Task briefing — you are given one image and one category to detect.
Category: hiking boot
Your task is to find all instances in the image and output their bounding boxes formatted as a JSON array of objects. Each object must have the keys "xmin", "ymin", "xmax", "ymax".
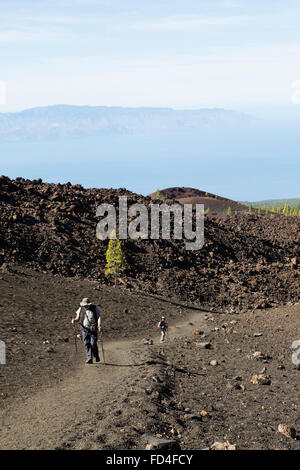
[
  {"xmin": 85, "ymin": 359, "xmax": 93, "ymax": 364},
  {"xmin": 95, "ymin": 355, "xmax": 100, "ymax": 363}
]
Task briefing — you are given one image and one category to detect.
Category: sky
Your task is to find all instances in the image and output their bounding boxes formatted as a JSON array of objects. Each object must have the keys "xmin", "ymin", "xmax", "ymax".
[{"xmin": 0, "ymin": 0, "xmax": 300, "ymax": 120}]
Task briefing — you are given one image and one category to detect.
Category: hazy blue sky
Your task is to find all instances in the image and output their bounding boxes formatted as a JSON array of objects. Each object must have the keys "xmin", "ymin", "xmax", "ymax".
[{"xmin": 1, "ymin": 0, "xmax": 300, "ymax": 119}]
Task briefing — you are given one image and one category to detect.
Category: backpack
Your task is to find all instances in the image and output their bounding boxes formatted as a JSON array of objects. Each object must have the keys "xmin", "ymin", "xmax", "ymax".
[
  {"xmin": 79, "ymin": 305, "xmax": 98, "ymax": 332},
  {"xmin": 157, "ymin": 321, "xmax": 167, "ymax": 330}
]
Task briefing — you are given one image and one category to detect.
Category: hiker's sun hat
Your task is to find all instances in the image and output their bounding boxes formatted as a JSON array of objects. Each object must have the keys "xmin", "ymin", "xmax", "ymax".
[{"xmin": 80, "ymin": 298, "xmax": 92, "ymax": 307}]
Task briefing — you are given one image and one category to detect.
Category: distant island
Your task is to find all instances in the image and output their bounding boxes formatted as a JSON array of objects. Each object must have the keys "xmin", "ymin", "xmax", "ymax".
[{"xmin": 0, "ymin": 104, "xmax": 258, "ymax": 141}]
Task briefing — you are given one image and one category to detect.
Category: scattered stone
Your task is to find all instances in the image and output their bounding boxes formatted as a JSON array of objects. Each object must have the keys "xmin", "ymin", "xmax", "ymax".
[
  {"xmin": 195, "ymin": 342, "xmax": 212, "ymax": 349},
  {"xmin": 151, "ymin": 391, "xmax": 160, "ymax": 400},
  {"xmin": 253, "ymin": 351, "xmax": 265, "ymax": 359},
  {"xmin": 144, "ymin": 434, "xmax": 180, "ymax": 451},
  {"xmin": 251, "ymin": 374, "xmax": 271, "ymax": 385},
  {"xmin": 192, "ymin": 329, "xmax": 204, "ymax": 336},
  {"xmin": 189, "ymin": 414, "xmax": 202, "ymax": 421},
  {"xmin": 0, "ymin": 263, "xmax": 9, "ymax": 273},
  {"xmin": 57, "ymin": 336, "xmax": 69, "ymax": 343},
  {"xmin": 210, "ymin": 360, "xmax": 218, "ymax": 366},
  {"xmin": 142, "ymin": 338, "xmax": 153, "ymax": 345},
  {"xmin": 233, "ymin": 376, "xmax": 242, "ymax": 381},
  {"xmin": 152, "ymin": 376, "xmax": 161, "ymax": 383},
  {"xmin": 235, "ymin": 383, "xmax": 245, "ymax": 391},
  {"xmin": 277, "ymin": 424, "xmax": 296, "ymax": 439},
  {"xmin": 255, "ymin": 301, "xmax": 270, "ymax": 309},
  {"xmin": 290, "ymin": 257, "xmax": 297, "ymax": 267},
  {"xmin": 211, "ymin": 441, "xmax": 236, "ymax": 450}
]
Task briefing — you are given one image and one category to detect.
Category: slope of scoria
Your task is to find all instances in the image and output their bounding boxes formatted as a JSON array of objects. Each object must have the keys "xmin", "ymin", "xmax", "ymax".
[{"xmin": 0, "ymin": 176, "xmax": 299, "ymax": 311}]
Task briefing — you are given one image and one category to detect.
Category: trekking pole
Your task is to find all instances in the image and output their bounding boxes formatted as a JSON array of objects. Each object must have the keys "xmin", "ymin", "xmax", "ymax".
[
  {"xmin": 99, "ymin": 330, "xmax": 105, "ymax": 364},
  {"xmin": 72, "ymin": 320, "xmax": 78, "ymax": 354}
]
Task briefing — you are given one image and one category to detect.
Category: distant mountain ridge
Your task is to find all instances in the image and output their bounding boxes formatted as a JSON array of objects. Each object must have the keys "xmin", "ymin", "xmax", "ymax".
[
  {"xmin": 0, "ymin": 104, "xmax": 258, "ymax": 141},
  {"xmin": 241, "ymin": 197, "xmax": 300, "ymax": 209}
]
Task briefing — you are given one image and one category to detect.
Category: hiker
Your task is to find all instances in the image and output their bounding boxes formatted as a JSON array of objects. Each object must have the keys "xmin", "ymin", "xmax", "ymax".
[
  {"xmin": 158, "ymin": 316, "xmax": 168, "ymax": 343},
  {"xmin": 72, "ymin": 298, "xmax": 102, "ymax": 364}
]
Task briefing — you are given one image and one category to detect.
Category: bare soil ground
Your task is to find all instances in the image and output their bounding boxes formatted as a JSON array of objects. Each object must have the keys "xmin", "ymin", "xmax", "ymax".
[
  {"xmin": 0, "ymin": 267, "xmax": 299, "ymax": 450},
  {"xmin": 0, "ymin": 178, "xmax": 299, "ymax": 450}
]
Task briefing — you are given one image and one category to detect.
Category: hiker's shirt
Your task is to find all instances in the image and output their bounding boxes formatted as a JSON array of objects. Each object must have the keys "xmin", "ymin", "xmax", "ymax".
[
  {"xmin": 160, "ymin": 320, "xmax": 167, "ymax": 331},
  {"xmin": 76, "ymin": 306, "xmax": 101, "ymax": 333}
]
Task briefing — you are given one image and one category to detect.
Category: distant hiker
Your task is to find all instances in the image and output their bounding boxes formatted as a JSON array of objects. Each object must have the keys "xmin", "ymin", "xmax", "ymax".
[
  {"xmin": 157, "ymin": 316, "xmax": 168, "ymax": 343},
  {"xmin": 72, "ymin": 298, "xmax": 102, "ymax": 364}
]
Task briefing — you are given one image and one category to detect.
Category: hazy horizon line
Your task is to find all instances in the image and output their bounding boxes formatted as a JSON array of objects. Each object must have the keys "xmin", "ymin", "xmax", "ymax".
[{"xmin": 0, "ymin": 103, "xmax": 254, "ymax": 114}]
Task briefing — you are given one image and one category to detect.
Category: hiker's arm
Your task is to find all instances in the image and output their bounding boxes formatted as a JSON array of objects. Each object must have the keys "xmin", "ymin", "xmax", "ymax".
[
  {"xmin": 96, "ymin": 306, "xmax": 102, "ymax": 332},
  {"xmin": 72, "ymin": 310, "xmax": 80, "ymax": 324}
]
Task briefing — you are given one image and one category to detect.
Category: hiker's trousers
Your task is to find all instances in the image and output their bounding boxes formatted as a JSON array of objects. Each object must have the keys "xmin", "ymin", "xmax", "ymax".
[
  {"xmin": 82, "ymin": 329, "xmax": 99, "ymax": 361},
  {"xmin": 160, "ymin": 329, "xmax": 167, "ymax": 342}
]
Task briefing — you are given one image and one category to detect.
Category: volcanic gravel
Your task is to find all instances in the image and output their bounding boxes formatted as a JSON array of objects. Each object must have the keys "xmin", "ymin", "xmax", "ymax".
[{"xmin": 0, "ymin": 176, "xmax": 299, "ymax": 310}]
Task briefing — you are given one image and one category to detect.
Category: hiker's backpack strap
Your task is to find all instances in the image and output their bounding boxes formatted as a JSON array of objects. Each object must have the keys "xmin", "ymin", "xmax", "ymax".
[
  {"xmin": 79, "ymin": 307, "xmax": 86, "ymax": 327},
  {"xmin": 89, "ymin": 304, "xmax": 99, "ymax": 323}
]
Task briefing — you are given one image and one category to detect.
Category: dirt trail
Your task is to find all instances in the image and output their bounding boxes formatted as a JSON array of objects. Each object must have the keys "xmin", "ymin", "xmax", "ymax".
[{"xmin": 0, "ymin": 312, "xmax": 206, "ymax": 450}]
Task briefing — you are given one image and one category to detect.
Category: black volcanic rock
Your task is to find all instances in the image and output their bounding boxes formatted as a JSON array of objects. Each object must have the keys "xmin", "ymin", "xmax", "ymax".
[{"xmin": 0, "ymin": 176, "xmax": 299, "ymax": 310}]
